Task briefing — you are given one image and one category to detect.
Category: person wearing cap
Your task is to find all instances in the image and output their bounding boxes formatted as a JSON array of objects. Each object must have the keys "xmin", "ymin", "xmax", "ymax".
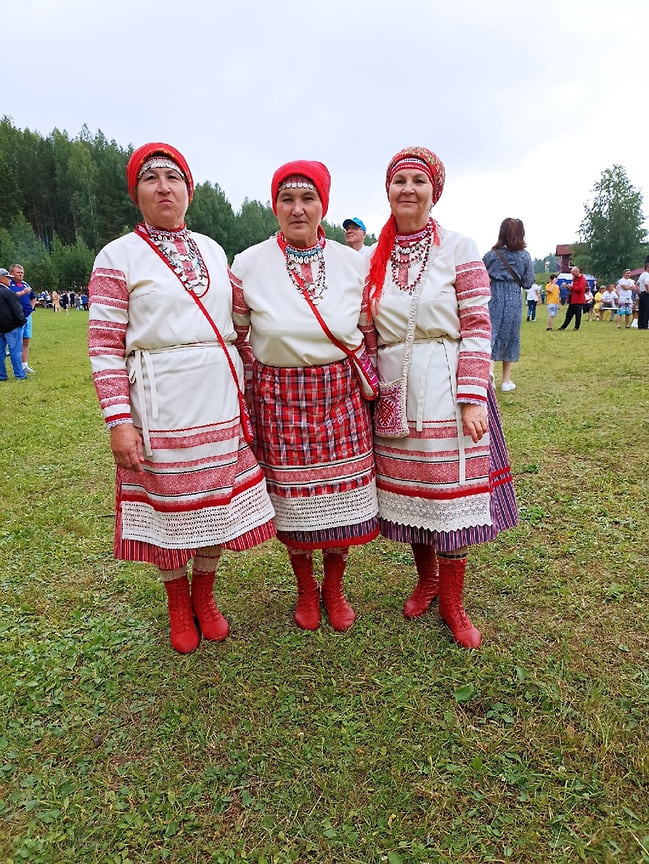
[
  {"xmin": 615, "ymin": 268, "xmax": 635, "ymax": 330},
  {"xmin": 87, "ymin": 142, "xmax": 275, "ymax": 654},
  {"xmin": 231, "ymin": 160, "xmax": 379, "ymax": 633},
  {"xmin": 8, "ymin": 264, "xmax": 36, "ymax": 374},
  {"xmin": 0, "ymin": 268, "xmax": 27, "ymax": 381},
  {"xmin": 365, "ymin": 147, "xmax": 518, "ymax": 649},
  {"xmin": 343, "ymin": 217, "xmax": 371, "ymax": 257}
]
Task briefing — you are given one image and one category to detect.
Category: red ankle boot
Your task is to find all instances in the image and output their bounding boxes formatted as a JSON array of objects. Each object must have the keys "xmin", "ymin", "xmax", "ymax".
[
  {"xmin": 437, "ymin": 555, "xmax": 482, "ymax": 649},
  {"xmin": 164, "ymin": 575, "xmax": 200, "ymax": 654},
  {"xmin": 191, "ymin": 570, "xmax": 229, "ymax": 642},
  {"xmin": 322, "ymin": 550, "xmax": 355, "ymax": 631},
  {"xmin": 403, "ymin": 543, "xmax": 439, "ymax": 618},
  {"xmin": 289, "ymin": 551, "xmax": 320, "ymax": 630}
]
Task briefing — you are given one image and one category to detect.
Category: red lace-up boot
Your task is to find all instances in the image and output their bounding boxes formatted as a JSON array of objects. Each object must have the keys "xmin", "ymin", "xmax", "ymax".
[
  {"xmin": 163, "ymin": 574, "xmax": 200, "ymax": 654},
  {"xmin": 191, "ymin": 570, "xmax": 229, "ymax": 642},
  {"xmin": 437, "ymin": 555, "xmax": 482, "ymax": 649},
  {"xmin": 322, "ymin": 550, "xmax": 356, "ymax": 631},
  {"xmin": 289, "ymin": 550, "xmax": 320, "ymax": 630},
  {"xmin": 403, "ymin": 543, "xmax": 439, "ymax": 618}
]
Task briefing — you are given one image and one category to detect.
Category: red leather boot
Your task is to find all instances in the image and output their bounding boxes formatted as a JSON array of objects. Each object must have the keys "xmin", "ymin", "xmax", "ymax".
[
  {"xmin": 403, "ymin": 543, "xmax": 439, "ymax": 618},
  {"xmin": 191, "ymin": 570, "xmax": 229, "ymax": 642},
  {"xmin": 322, "ymin": 549, "xmax": 356, "ymax": 631},
  {"xmin": 288, "ymin": 550, "xmax": 320, "ymax": 630},
  {"xmin": 163, "ymin": 574, "xmax": 200, "ymax": 654},
  {"xmin": 437, "ymin": 555, "xmax": 482, "ymax": 649}
]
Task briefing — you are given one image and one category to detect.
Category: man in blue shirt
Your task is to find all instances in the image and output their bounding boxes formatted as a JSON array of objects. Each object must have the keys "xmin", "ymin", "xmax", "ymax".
[
  {"xmin": 9, "ymin": 264, "xmax": 36, "ymax": 374},
  {"xmin": 0, "ymin": 268, "xmax": 27, "ymax": 380}
]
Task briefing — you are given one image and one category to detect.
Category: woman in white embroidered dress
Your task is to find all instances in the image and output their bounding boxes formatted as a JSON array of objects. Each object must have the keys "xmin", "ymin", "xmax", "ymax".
[
  {"xmin": 88, "ymin": 142, "xmax": 275, "ymax": 655},
  {"xmin": 366, "ymin": 147, "xmax": 518, "ymax": 648},
  {"xmin": 231, "ymin": 160, "xmax": 378, "ymax": 632}
]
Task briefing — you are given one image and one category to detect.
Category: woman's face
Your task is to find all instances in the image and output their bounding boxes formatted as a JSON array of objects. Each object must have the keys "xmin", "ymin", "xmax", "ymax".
[
  {"xmin": 136, "ymin": 166, "xmax": 189, "ymax": 230},
  {"xmin": 388, "ymin": 169, "xmax": 433, "ymax": 231},
  {"xmin": 275, "ymin": 185, "xmax": 323, "ymax": 248}
]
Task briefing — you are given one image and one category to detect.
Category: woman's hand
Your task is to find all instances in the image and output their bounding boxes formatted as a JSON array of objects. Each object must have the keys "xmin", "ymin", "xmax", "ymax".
[
  {"xmin": 110, "ymin": 423, "xmax": 145, "ymax": 473},
  {"xmin": 461, "ymin": 403, "xmax": 488, "ymax": 443}
]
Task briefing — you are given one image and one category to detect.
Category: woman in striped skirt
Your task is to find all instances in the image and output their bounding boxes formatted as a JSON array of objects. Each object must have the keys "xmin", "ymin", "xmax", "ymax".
[
  {"xmin": 88, "ymin": 143, "xmax": 275, "ymax": 654},
  {"xmin": 366, "ymin": 147, "xmax": 519, "ymax": 648},
  {"xmin": 231, "ymin": 160, "xmax": 379, "ymax": 632}
]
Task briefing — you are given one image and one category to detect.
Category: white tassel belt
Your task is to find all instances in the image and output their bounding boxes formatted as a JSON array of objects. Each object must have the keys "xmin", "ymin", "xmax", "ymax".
[{"xmin": 412, "ymin": 337, "xmax": 466, "ymax": 485}]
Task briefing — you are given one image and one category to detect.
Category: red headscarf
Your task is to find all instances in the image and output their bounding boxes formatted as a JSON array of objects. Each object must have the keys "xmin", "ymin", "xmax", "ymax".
[
  {"xmin": 126, "ymin": 142, "xmax": 194, "ymax": 205},
  {"xmin": 367, "ymin": 146, "xmax": 445, "ymax": 311},
  {"xmin": 271, "ymin": 160, "xmax": 331, "ymax": 217}
]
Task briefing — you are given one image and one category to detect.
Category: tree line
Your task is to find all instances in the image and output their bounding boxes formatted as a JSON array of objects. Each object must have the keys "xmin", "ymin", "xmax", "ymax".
[
  {"xmin": 0, "ymin": 117, "xmax": 363, "ymax": 291},
  {"xmin": 2, "ymin": 117, "xmax": 645, "ymax": 290}
]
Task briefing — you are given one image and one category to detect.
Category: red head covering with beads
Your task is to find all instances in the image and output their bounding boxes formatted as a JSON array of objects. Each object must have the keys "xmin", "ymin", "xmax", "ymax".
[
  {"xmin": 126, "ymin": 142, "xmax": 194, "ymax": 205},
  {"xmin": 271, "ymin": 160, "xmax": 331, "ymax": 217},
  {"xmin": 385, "ymin": 146, "xmax": 445, "ymax": 204},
  {"xmin": 367, "ymin": 147, "xmax": 445, "ymax": 311}
]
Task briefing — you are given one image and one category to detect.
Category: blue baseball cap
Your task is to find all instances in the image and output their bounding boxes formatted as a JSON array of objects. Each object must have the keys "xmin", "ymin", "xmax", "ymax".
[{"xmin": 343, "ymin": 217, "xmax": 366, "ymax": 232}]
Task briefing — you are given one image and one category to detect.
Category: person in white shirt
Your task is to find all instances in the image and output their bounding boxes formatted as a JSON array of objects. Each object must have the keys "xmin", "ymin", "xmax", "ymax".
[
  {"xmin": 637, "ymin": 261, "xmax": 649, "ymax": 329},
  {"xmin": 525, "ymin": 283, "xmax": 540, "ymax": 321},
  {"xmin": 600, "ymin": 285, "xmax": 618, "ymax": 322},
  {"xmin": 615, "ymin": 269, "xmax": 635, "ymax": 329}
]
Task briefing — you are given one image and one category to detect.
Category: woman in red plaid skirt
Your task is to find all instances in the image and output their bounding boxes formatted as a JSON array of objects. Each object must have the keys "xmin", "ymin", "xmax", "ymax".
[{"xmin": 231, "ymin": 160, "xmax": 379, "ymax": 632}]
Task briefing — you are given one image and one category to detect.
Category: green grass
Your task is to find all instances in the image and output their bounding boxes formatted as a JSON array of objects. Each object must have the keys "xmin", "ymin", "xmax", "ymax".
[{"xmin": 1, "ymin": 306, "xmax": 648, "ymax": 863}]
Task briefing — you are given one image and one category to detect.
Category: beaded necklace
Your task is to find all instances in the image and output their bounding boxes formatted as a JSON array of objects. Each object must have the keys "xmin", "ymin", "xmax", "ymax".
[
  {"xmin": 391, "ymin": 219, "xmax": 439, "ymax": 294},
  {"xmin": 138, "ymin": 222, "xmax": 210, "ymax": 298},
  {"xmin": 276, "ymin": 231, "xmax": 328, "ymax": 304}
]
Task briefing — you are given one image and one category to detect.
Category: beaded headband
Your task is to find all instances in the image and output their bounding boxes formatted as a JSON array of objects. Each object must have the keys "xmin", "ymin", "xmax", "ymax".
[
  {"xmin": 278, "ymin": 175, "xmax": 317, "ymax": 193},
  {"xmin": 387, "ymin": 156, "xmax": 432, "ymax": 185},
  {"xmin": 138, "ymin": 156, "xmax": 186, "ymax": 181}
]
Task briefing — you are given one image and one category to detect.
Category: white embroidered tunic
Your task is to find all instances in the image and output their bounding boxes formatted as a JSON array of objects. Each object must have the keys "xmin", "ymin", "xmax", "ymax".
[
  {"xmin": 231, "ymin": 235, "xmax": 370, "ymax": 368},
  {"xmin": 231, "ymin": 236, "xmax": 378, "ymax": 544},
  {"xmin": 88, "ymin": 229, "xmax": 275, "ymax": 561},
  {"xmin": 371, "ymin": 226, "xmax": 494, "ymax": 535}
]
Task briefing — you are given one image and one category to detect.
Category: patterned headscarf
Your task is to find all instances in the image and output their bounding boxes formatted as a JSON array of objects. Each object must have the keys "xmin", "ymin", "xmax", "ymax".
[
  {"xmin": 271, "ymin": 160, "xmax": 331, "ymax": 217},
  {"xmin": 367, "ymin": 147, "xmax": 445, "ymax": 311},
  {"xmin": 385, "ymin": 146, "xmax": 445, "ymax": 205},
  {"xmin": 126, "ymin": 142, "xmax": 194, "ymax": 205}
]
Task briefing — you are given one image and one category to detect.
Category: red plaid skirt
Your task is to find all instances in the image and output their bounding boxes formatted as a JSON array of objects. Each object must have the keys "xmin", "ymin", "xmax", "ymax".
[{"xmin": 252, "ymin": 359, "xmax": 379, "ymax": 548}]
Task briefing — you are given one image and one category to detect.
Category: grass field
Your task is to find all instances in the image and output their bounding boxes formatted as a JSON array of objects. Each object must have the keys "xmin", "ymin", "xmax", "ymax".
[{"xmin": 1, "ymin": 306, "xmax": 647, "ymax": 863}]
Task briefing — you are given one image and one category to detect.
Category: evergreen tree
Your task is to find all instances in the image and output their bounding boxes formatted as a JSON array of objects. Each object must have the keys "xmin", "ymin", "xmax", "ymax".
[
  {"xmin": 51, "ymin": 235, "xmax": 95, "ymax": 289},
  {"xmin": 231, "ymin": 199, "xmax": 279, "ymax": 258},
  {"xmin": 186, "ymin": 182, "xmax": 236, "ymax": 257}
]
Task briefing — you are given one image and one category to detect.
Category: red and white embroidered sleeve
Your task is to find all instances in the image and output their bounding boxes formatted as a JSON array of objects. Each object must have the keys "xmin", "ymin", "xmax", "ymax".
[
  {"xmin": 88, "ymin": 267, "xmax": 132, "ymax": 426},
  {"xmin": 455, "ymin": 244, "xmax": 491, "ymax": 405},
  {"xmin": 229, "ymin": 268, "xmax": 254, "ymax": 385}
]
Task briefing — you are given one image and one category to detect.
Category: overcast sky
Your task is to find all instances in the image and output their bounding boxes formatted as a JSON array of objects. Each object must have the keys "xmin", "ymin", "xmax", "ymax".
[{"xmin": 5, "ymin": 0, "xmax": 648, "ymax": 261}]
